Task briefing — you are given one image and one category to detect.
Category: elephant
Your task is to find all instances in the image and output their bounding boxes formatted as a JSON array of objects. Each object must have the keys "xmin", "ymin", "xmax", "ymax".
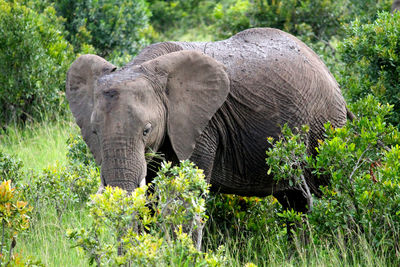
[{"xmin": 66, "ymin": 28, "xmax": 350, "ymax": 212}]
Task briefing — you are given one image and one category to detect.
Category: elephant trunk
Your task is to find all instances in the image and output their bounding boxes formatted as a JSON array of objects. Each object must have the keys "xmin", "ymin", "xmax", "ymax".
[{"xmin": 101, "ymin": 138, "xmax": 146, "ymax": 192}]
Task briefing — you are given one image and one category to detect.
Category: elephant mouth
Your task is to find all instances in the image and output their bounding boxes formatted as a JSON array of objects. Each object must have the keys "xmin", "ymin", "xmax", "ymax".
[{"xmin": 101, "ymin": 167, "xmax": 145, "ymax": 192}]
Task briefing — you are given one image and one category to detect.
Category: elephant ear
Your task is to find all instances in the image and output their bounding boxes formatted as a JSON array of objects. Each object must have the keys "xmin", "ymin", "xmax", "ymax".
[
  {"xmin": 66, "ymin": 54, "xmax": 116, "ymax": 165},
  {"xmin": 142, "ymin": 50, "xmax": 230, "ymax": 160}
]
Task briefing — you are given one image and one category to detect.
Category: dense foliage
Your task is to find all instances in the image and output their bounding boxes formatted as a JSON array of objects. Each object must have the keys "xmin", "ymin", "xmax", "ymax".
[
  {"xmin": 211, "ymin": 0, "xmax": 347, "ymax": 41},
  {"xmin": 310, "ymin": 97, "xmax": 400, "ymax": 248},
  {"xmin": 339, "ymin": 11, "xmax": 400, "ymax": 126},
  {"xmin": 0, "ymin": 151, "xmax": 23, "ymax": 184},
  {"xmin": 0, "ymin": 0, "xmax": 74, "ymax": 125},
  {"xmin": 266, "ymin": 95, "xmax": 400, "ymax": 261},
  {"xmin": 53, "ymin": 0, "xmax": 153, "ymax": 63},
  {"xmin": 67, "ymin": 161, "xmax": 226, "ymax": 266},
  {"xmin": 0, "ymin": 180, "xmax": 33, "ymax": 266}
]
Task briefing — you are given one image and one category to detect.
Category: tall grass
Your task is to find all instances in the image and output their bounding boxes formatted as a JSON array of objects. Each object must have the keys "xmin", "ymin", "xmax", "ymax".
[
  {"xmin": 0, "ymin": 115, "xmax": 78, "ymax": 172},
  {"xmin": 204, "ymin": 219, "xmax": 394, "ymax": 266},
  {"xmin": 17, "ymin": 206, "xmax": 89, "ymax": 266}
]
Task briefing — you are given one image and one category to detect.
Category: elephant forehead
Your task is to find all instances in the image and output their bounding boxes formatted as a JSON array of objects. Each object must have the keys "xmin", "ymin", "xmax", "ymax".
[
  {"xmin": 97, "ymin": 68, "xmax": 143, "ymax": 87},
  {"xmin": 95, "ymin": 77, "xmax": 153, "ymax": 97}
]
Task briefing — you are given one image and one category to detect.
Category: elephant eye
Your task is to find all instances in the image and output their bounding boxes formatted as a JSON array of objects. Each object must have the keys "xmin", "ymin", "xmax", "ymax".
[{"xmin": 143, "ymin": 123, "xmax": 152, "ymax": 136}]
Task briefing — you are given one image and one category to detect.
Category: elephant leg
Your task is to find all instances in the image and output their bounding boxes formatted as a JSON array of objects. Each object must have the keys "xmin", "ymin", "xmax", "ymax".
[
  {"xmin": 274, "ymin": 189, "xmax": 309, "ymax": 242},
  {"xmin": 188, "ymin": 126, "xmax": 219, "ymax": 250},
  {"xmin": 274, "ymin": 189, "xmax": 309, "ymax": 213}
]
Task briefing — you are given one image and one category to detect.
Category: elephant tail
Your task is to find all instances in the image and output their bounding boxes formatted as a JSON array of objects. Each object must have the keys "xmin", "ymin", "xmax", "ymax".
[{"xmin": 346, "ymin": 106, "xmax": 356, "ymax": 122}]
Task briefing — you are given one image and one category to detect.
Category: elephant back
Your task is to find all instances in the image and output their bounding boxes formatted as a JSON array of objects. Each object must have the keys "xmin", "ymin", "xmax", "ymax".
[
  {"xmin": 203, "ymin": 27, "xmax": 347, "ymax": 133},
  {"xmin": 124, "ymin": 42, "xmax": 183, "ymax": 68}
]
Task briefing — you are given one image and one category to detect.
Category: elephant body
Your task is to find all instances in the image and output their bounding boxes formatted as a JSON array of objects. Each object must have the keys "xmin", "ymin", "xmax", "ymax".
[{"xmin": 67, "ymin": 28, "xmax": 348, "ymax": 211}]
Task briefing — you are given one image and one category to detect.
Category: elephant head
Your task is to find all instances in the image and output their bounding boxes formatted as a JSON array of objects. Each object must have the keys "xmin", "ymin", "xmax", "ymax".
[{"xmin": 66, "ymin": 51, "xmax": 230, "ymax": 192}]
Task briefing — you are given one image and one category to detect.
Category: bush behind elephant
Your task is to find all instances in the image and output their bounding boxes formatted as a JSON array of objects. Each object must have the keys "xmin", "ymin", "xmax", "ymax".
[{"xmin": 66, "ymin": 28, "xmax": 351, "ymax": 212}]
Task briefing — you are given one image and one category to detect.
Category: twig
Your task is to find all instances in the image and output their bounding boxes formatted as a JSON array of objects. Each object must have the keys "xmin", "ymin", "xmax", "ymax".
[
  {"xmin": 299, "ymin": 173, "xmax": 313, "ymax": 211},
  {"xmin": 349, "ymin": 146, "xmax": 371, "ymax": 183}
]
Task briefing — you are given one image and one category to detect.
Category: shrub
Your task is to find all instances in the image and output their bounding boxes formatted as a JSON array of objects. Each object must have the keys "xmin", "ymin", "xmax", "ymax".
[
  {"xmin": 309, "ymin": 96, "xmax": 400, "ymax": 246},
  {"xmin": 149, "ymin": 0, "xmax": 217, "ymax": 38},
  {"xmin": 212, "ymin": 0, "xmax": 391, "ymax": 39},
  {"xmin": 49, "ymin": 0, "xmax": 154, "ymax": 63},
  {"xmin": 149, "ymin": 0, "xmax": 200, "ymax": 30},
  {"xmin": 66, "ymin": 134, "xmax": 97, "ymax": 167},
  {"xmin": 0, "ymin": 180, "xmax": 33, "ymax": 265},
  {"xmin": 203, "ymin": 193, "xmax": 290, "ymax": 265},
  {"xmin": 339, "ymin": 11, "xmax": 400, "ymax": 126},
  {"xmin": 67, "ymin": 160, "xmax": 227, "ymax": 266},
  {"xmin": 206, "ymin": 193, "xmax": 280, "ymax": 235},
  {"xmin": 25, "ymin": 162, "xmax": 100, "ymax": 221},
  {"xmin": 266, "ymin": 124, "xmax": 313, "ymax": 209},
  {"xmin": 0, "ymin": 151, "xmax": 24, "ymax": 185},
  {"xmin": 0, "ymin": 0, "xmax": 74, "ymax": 125},
  {"xmin": 211, "ymin": 0, "xmax": 344, "ymax": 40},
  {"xmin": 266, "ymin": 95, "xmax": 400, "ymax": 259}
]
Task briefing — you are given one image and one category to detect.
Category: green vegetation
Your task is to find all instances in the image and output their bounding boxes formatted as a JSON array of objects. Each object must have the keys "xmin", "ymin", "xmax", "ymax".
[
  {"xmin": 0, "ymin": 0, "xmax": 74, "ymax": 125},
  {"xmin": 52, "ymin": 0, "xmax": 154, "ymax": 64},
  {"xmin": 0, "ymin": 117, "xmax": 77, "ymax": 171},
  {"xmin": 0, "ymin": 180, "xmax": 33, "ymax": 266},
  {"xmin": 67, "ymin": 161, "xmax": 226, "ymax": 266},
  {"xmin": 1, "ymin": 0, "xmax": 400, "ymax": 266},
  {"xmin": 266, "ymin": 96, "xmax": 400, "ymax": 264},
  {"xmin": 339, "ymin": 11, "xmax": 400, "ymax": 126}
]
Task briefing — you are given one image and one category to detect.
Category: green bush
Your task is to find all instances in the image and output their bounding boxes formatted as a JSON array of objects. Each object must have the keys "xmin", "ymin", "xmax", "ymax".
[
  {"xmin": 206, "ymin": 193, "xmax": 280, "ymax": 235},
  {"xmin": 0, "ymin": 180, "xmax": 34, "ymax": 266},
  {"xmin": 212, "ymin": 0, "xmax": 342, "ymax": 40},
  {"xmin": 67, "ymin": 160, "xmax": 227, "ymax": 266},
  {"xmin": 148, "ymin": 0, "xmax": 216, "ymax": 38},
  {"xmin": 25, "ymin": 162, "xmax": 100, "ymax": 221},
  {"xmin": 66, "ymin": 134, "xmax": 97, "ymax": 167},
  {"xmin": 339, "ymin": 11, "xmax": 400, "ymax": 126},
  {"xmin": 267, "ymin": 95, "xmax": 400, "ymax": 259},
  {"xmin": 309, "ymin": 96, "xmax": 400, "ymax": 247},
  {"xmin": 48, "ymin": 0, "xmax": 154, "ymax": 63},
  {"xmin": 0, "ymin": 151, "xmax": 24, "ymax": 184},
  {"xmin": 212, "ymin": 0, "xmax": 390, "ymax": 40},
  {"xmin": 0, "ymin": 0, "xmax": 74, "ymax": 125}
]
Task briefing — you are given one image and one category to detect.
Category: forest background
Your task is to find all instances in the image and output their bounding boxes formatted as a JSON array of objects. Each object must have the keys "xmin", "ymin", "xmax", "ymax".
[{"xmin": 1, "ymin": 0, "xmax": 400, "ymax": 266}]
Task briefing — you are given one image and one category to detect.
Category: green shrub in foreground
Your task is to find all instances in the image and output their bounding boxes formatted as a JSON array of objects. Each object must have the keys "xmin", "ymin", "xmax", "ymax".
[
  {"xmin": 0, "ymin": 0, "xmax": 74, "ymax": 125},
  {"xmin": 68, "ymin": 160, "xmax": 226, "ymax": 266},
  {"xmin": 25, "ymin": 162, "xmax": 99, "ymax": 222},
  {"xmin": 0, "ymin": 180, "xmax": 35, "ymax": 266},
  {"xmin": 267, "ymin": 95, "xmax": 400, "ymax": 260},
  {"xmin": 309, "ymin": 96, "xmax": 400, "ymax": 246},
  {"xmin": 339, "ymin": 11, "xmax": 400, "ymax": 126}
]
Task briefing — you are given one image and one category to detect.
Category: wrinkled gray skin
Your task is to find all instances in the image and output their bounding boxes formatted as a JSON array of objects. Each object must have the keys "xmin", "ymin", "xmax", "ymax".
[{"xmin": 66, "ymin": 28, "xmax": 349, "ymax": 212}]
